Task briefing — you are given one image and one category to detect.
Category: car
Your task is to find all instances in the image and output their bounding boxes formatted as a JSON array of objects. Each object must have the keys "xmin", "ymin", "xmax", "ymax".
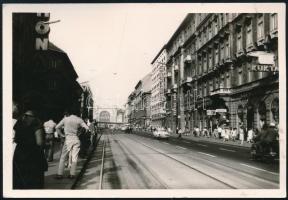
[{"xmin": 152, "ymin": 128, "xmax": 170, "ymax": 139}]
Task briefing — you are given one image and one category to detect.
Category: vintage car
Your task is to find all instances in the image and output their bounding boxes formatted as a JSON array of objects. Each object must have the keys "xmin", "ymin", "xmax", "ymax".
[{"xmin": 152, "ymin": 128, "xmax": 170, "ymax": 139}]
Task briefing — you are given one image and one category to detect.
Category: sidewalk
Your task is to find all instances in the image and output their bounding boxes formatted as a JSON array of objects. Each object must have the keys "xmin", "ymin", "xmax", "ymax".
[
  {"xmin": 44, "ymin": 140, "xmax": 93, "ymax": 189},
  {"xmin": 134, "ymin": 130, "xmax": 252, "ymax": 148}
]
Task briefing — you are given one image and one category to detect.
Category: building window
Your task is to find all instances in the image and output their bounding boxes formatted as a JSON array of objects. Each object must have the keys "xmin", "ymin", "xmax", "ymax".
[
  {"xmin": 198, "ymin": 56, "xmax": 202, "ymax": 75},
  {"xmin": 214, "ymin": 77, "xmax": 219, "ymax": 89},
  {"xmin": 220, "ymin": 14, "xmax": 224, "ymax": 28},
  {"xmin": 238, "ymin": 68, "xmax": 243, "ymax": 85},
  {"xmin": 203, "ymin": 54, "xmax": 207, "ymax": 72},
  {"xmin": 48, "ymin": 79, "xmax": 57, "ymax": 90},
  {"xmin": 248, "ymin": 64, "xmax": 252, "ymax": 82},
  {"xmin": 246, "ymin": 21, "xmax": 253, "ymax": 47},
  {"xmin": 225, "ymin": 38, "xmax": 230, "ymax": 59},
  {"xmin": 220, "ymin": 42, "xmax": 225, "ymax": 61},
  {"xmin": 209, "ymin": 80, "xmax": 213, "ymax": 94},
  {"xmin": 209, "ymin": 51, "xmax": 212, "ymax": 69},
  {"xmin": 208, "ymin": 25, "xmax": 212, "ymax": 40},
  {"xmin": 214, "ymin": 18, "xmax": 218, "ymax": 35},
  {"xmin": 237, "ymin": 28, "xmax": 242, "ymax": 52},
  {"xmin": 220, "ymin": 74, "xmax": 224, "ymax": 88},
  {"xmin": 270, "ymin": 13, "xmax": 278, "ymax": 32},
  {"xmin": 215, "ymin": 46, "xmax": 219, "ymax": 65},
  {"xmin": 226, "ymin": 72, "xmax": 231, "ymax": 88},
  {"xmin": 257, "ymin": 14, "xmax": 264, "ymax": 41},
  {"xmin": 204, "ymin": 83, "xmax": 207, "ymax": 97}
]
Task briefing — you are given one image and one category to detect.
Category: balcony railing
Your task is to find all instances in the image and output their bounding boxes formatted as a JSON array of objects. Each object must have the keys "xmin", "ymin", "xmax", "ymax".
[{"xmin": 210, "ymin": 88, "xmax": 232, "ymax": 96}]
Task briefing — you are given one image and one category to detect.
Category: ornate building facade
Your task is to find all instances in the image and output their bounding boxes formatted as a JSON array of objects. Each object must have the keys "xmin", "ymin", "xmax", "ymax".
[
  {"xmin": 164, "ymin": 13, "xmax": 278, "ymax": 133},
  {"xmin": 151, "ymin": 46, "xmax": 167, "ymax": 128}
]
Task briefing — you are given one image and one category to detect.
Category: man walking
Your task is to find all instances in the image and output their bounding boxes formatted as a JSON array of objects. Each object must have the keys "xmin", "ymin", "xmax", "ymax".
[{"xmin": 55, "ymin": 109, "xmax": 89, "ymax": 179}]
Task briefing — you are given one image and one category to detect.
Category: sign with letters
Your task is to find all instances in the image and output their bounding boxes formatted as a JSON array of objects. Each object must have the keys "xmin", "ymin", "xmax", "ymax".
[
  {"xmin": 251, "ymin": 64, "xmax": 278, "ymax": 72},
  {"xmin": 35, "ymin": 13, "xmax": 50, "ymax": 50},
  {"xmin": 216, "ymin": 109, "xmax": 227, "ymax": 113}
]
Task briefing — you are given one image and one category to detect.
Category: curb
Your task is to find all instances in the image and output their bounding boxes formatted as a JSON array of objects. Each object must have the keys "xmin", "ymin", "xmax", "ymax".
[{"xmin": 71, "ymin": 133, "xmax": 103, "ymax": 189}]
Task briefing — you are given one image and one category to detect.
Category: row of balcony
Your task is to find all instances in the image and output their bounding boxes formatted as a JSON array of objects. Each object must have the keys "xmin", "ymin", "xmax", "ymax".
[{"xmin": 165, "ymin": 87, "xmax": 232, "ymax": 97}]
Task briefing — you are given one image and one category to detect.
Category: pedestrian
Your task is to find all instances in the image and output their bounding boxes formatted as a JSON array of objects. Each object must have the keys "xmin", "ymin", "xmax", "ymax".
[
  {"xmin": 231, "ymin": 128, "xmax": 237, "ymax": 142},
  {"xmin": 217, "ymin": 126, "xmax": 222, "ymax": 139},
  {"xmin": 195, "ymin": 126, "xmax": 200, "ymax": 137},
  {"xmin": 43, "ymin": 118, "xmax": 57, "ymax": 162},
  {"xmin": 178, "ymin": 127, "xmax": 183, "ymax": 138},
  {"xmin": 13, "ymin": 109, "xmax": 47, "ymax": 189},
  {"xmin": 247, "ymin": 128, "xmax": 254, "ymax": 143},
  {"xmin": 89, "ymin": 120, "xmax": 97, "ymax": 148},
  {"xmin": 239, "ymin": 126, "xmax": 245, "ymax": 145},
  {"xmin": 202, "ymin": 127, "xmax": 208, "ymax": 137},
  {"xmin": 55, "ymin": 109, "xmax": 89, "ymax": 179}
]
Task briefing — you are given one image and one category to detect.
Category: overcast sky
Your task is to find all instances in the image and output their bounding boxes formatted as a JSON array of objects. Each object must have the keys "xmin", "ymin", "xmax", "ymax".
[{"xmin": 48, "ymin": 5, "xmax": 186, "ymax": 108}]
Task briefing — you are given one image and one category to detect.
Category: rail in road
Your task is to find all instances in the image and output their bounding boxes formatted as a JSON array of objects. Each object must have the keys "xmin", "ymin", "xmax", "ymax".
[{"xmin": 72, "ymin": 131, "xmax": 279, "ymax": 189}]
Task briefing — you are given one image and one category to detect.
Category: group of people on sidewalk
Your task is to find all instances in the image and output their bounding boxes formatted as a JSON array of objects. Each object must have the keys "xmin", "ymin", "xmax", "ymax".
[
  {"xmin": 12, "ymin": 99, "xmax": 98, "ymax": 189},
  {"xmin": 174, "ymin": 123, "xmax": 278, "ymax": 146}
]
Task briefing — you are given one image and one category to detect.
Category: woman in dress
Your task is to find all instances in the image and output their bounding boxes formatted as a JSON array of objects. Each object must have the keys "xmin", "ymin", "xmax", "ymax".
[{"xmin": 13, "ymin": 109, "xmax": 47, "ymax": 189}]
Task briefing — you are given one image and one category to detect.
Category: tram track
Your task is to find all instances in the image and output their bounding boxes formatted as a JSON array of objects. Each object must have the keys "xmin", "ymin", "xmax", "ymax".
[
  {"xmin": 111, "ymin": 134, "xmax": 169, "ymax": 189},
  {"xmin": 132, "ymin": 133, "xmax": 280, "ymax": 185},
  {"xmin": 125, "ymin": 135, "xmax": 237, "ymax": 189}
]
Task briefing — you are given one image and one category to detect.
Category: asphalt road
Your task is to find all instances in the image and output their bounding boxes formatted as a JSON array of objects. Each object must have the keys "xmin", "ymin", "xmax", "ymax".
[{"xmin": 75, "ymin": 130, "xmax": 279, "ymax": 189}]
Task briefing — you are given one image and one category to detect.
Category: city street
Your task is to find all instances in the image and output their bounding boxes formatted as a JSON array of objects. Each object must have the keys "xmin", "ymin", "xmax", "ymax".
[{"xmin": 75, "ymin": 130, "xmax": 279, "ymax": 189}]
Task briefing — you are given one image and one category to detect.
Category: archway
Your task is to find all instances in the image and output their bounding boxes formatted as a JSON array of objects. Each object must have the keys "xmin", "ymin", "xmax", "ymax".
[{"xmin": 99, "ymin": 111, "xmax": 110, "ymax": 122}]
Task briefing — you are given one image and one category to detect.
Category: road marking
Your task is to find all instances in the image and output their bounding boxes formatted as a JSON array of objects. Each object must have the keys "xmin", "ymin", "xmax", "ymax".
[
  {"xmin": 177, "ymin": 146, "xmax": 187, "ymax": 150},
  {"xmin": 219, "ymin": 148, "xmax": 236, "ymax": 152},
  {"xmin": 240, "ymin": 163, "xmax": 279, "ymax": 175},
  {"xmin": 198, "ymin": 152, "xmax": 216, "ymax": 157},
  {"xmin": 197, "ymin": 144, "xmax": 208, "ymax": 147}
]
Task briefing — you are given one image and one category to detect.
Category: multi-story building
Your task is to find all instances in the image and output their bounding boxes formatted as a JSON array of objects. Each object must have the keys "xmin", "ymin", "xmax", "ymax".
[
  {"xmin": 164, "ymin": 13, "xmax": 278, "ymax": 133},
  {"xmin": 13, "ymin": 13, "xmax": 83, "ymax": 122},
  {"xmin": 127, "ymin": 73, "xmax": 152, "ymax": 128},
  {"xmin": 151, "ymin": 46, "xmax": 167, "ymax": 128}
]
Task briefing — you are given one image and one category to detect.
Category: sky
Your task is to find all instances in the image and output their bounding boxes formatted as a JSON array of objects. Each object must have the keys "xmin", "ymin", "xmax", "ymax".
[{"xmin": 48, "ymin": 5, "xmax": 186, "ymax": 108}]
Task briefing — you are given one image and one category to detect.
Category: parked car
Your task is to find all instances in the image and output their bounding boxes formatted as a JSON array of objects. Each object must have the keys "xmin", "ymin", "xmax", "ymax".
[{"xmin": 153, "ymin": 128, "xmax": 170, "ymax": 139}]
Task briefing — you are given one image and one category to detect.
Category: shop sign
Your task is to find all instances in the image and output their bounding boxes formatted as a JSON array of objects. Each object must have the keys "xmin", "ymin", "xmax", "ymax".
[
  {"xmin": 207, "ymin": 110, "xmax": 216, "ymax": 116},
  {"xmin": 35, "ymin": 13, "xmax": 50, "ymax": 50},
  {"xmin": 251, "ymin": 64, "xmax": 278, "ymax": 72},
  {"xmin": 216, "ymin": 109, "xmax": 227, "ymax": 113}
]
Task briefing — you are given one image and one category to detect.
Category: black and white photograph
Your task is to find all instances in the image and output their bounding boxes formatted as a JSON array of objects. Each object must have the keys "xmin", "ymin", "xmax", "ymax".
[{"xmin": 2, "ymin": 3, "xmax": 286, "ymax": 198}]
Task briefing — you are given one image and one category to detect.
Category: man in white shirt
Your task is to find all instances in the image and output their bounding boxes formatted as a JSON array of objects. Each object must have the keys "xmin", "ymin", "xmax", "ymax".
[{"xmin": 55, "ymin": 111, "xmax": 89, "ymax": 179}]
